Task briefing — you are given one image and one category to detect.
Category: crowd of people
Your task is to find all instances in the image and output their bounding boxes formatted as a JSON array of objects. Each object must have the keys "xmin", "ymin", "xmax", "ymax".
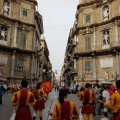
[
  {"xmin": 12, "ymin": 77, "xmax": 53, "ymax": 120},
  {"xmin": 1, "ymin": 78, "xmax": 120, "ymax": 120}
]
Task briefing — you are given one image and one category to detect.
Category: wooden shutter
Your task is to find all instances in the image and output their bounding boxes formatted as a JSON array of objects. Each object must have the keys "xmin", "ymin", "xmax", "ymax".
[
  {"xmin": 85, "ymin": 36, "xmax": 91, "ymax": 51},
  {"xmin": 20, "ymin": 33, "xmax": 26, "ymax": 48},
  {"xmin": 86, "ymin": 14, "xmax": 91, "ymax": 23},
  {"xmin": 85, "ymin": 61, "xmax": 92, "ymax": 73},
  {"xmin": 17, "ymin": 58, "xmax": 24, "ymax": 67},
  {"xmin": 23, "ymin": 10, "xmax": 27, "ymax": 16}
]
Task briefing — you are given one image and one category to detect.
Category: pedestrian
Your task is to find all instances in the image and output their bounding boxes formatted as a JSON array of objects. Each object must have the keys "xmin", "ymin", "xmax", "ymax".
[
  {"xmin": 0, "ymin": 82, "xmax": 3, "ymax": 104},
  {"xmin": 102, "ymin": 84, "xmax": 110, "ymax": 117},
  {"xmin": 33, "ymin": 82, "xmax": 47, "ymax": 120},
  {"xmin": 48, "ymin": 88, "xmax": 79, "ymax": 120},
  {"xmin": 12, "ymin": 79, "xmax": 35, "ymax": 120},
  {"xmin": 78, "ymin": 83, "xmax": 94, "ymax": 120},
  {"xmin": 42, "ymin": 77, "xmax": 52, "ymax": 95},
  {"xmin": 104, "ymin": 80, "xmax": 120, "ymax": 120}
]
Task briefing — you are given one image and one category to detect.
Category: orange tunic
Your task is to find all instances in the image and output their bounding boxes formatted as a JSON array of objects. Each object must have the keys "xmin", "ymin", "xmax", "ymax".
[
  {"xmin": 33, "ymin": 88, "xmax": 47, "ymax": 110},
  {"xmin": 12, "ymin": 89, "xmax": 34, "ymax": 120},
  {"xmin": 42, "ymin": 81, "xmax": 52, "ymax": 94},
  {"xmin": 104, "ymin": 92, "xmax": 120, "ymax": 113},
  {"xmin": 79, "ymin": 89, "xmax": 94, "ymax": 114},
  {"xmin": 52, "ymin": 101, "xmax": 79, "ymax": 120}
]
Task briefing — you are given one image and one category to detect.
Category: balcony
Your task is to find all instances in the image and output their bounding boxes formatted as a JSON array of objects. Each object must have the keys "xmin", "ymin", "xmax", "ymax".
[
  {"xmin": 15, "ymin": 66, "xmax": 24, "ymax": 72},
  {"xmin": 0, "ymin": 40, "xmax": 7, "ymax": 46},
  {"xmin": 0, "ymin": 55, "xmax": 8, "ymax": 65}
]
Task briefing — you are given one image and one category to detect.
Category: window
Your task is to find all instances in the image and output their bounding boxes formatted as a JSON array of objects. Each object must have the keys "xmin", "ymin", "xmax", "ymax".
[
  {"xmin": 85, "ymin": 14, "xmax": 91, "ymax": 23},
  {"xmin": 16, "ymin": 58, "xmax": 24, "ymax": 72},
  {"xmin": 20, "ymin": 32, "xmax": 26, "ymax": 49},
  {"xmin": 84, "ymin": 60, "xmax": 92, "ymax": 73},
  {"xmin": 23, "ymin": 9, "xmax": 27, "ymax": 16},
  {"xmin": 85, "ymin": 36, "xmax": 91, "ymax": 51}
]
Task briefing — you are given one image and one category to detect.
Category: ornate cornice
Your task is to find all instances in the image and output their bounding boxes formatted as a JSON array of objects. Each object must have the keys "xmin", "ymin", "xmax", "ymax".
[
  {"xmin": 0, "ymin": 44, "xmax": 36, "ymax": 55},
  {"xmin": 77, "ymin": 0, "xmax": 114, "ymax": 10},
  {"xmin": 0, "ymin": 15, "xmax": 35, "ymax": 28},
  {"xmin": 74, "ymin": 16, "xmax": 120, "ymax": 36},
  {"xmin": 74, "ymin": 46, "xmax": 120, "ymax": 58},
  {"xmin": 12, "ymin": 0, "xmax": 37, "ymax": 5}
]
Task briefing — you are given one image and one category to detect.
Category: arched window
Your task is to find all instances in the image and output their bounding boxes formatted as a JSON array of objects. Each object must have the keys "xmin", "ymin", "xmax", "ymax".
[{"xmin": 2, "ymin": 0, "xmax": 10, "ymax": 16}]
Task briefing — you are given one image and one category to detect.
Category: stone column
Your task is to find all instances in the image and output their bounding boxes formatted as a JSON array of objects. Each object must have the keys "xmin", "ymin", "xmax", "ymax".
[
  {"xmin": 116, "ymin": 53, "xmax": 119, "ymax": 75},
  {"xmin": 31, "ymin": 54, "xmax": 34, "ymax": 78},
  {"xmin": 115, "ymin": 20, "xmax": 118, "ymax": 43},
  {"xmin": 11, "ymin": 51, "xmax": 16, "ymax": 77},
  {"xmin": 93, "ymin": 56, "xmax": 96, "ymax": 80},
  {"xmin": 13, "ymin": 23, "xmax": 18, "ymax": 47},
  {"xmin": 93, "ymin": 27, "xmax": 96, "ymax": 50},
  {"xmin": 37, "ymin": 61, "xmax": 40, "ymax": 78}
]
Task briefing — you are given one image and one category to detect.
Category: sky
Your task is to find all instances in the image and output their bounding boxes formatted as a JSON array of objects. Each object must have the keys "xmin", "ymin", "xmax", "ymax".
[{"xmin": 37, "ymin": 0, "xmax": 78, "ymax": 76}]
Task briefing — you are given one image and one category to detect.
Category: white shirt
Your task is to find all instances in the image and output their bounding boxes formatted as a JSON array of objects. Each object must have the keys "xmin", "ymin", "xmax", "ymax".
[{"xmin": 102, "ymin": 90, "xmax": 110, "ymax": 102}]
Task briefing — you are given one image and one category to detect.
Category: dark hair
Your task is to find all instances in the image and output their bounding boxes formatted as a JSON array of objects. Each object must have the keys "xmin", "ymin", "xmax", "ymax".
[
  {"xmin": 21, "ymin": 79, "xmax": 28, "ymax": 88},
  {"xmin": 116, "ymin": 80, "xmax": 120, "ymax": 89},
  {"xmin": 85, "ymin": 83, "xmax": 90, "ymax": 88},
  {"xmin": 59, "ymin": 88, "xmax": 68, "ymax": 104},
  {"xmin": 36, "ymin": 82, "xmax": 42, "ymax": 89}
]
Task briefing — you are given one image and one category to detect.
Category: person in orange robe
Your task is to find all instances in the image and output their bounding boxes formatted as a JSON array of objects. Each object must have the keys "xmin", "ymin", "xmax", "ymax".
[
  {"xmin": 42, "ymin": 78, "xmax": 52, "ymax": 94},
  {"xmin": 104, "ymin": 80, "xmax": 120, "ymax": 120},
  {"xmin": 33, "ymin": 82, "xmax": 47, "ymax": 120},
  {"xmin": 12, "ymin": 79, "xmax": 35, "ymax": 120},
  {"xmin": 49, "ymin": 88, "xmax": 79, "ymax": 120},
  {"xmin": 78, "ymin": 83, "xmax": 94, "ymax": 120}
]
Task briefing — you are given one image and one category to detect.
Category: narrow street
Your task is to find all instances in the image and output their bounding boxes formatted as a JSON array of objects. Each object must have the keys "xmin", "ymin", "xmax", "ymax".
[{"xmin": 0, "ymin": 89, "xmax": 102, "ymax": 120}]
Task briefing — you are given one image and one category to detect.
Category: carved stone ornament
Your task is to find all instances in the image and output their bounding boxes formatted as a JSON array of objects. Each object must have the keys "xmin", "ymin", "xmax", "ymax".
[
  {"xmin": 102, "ymin": 0, "xmax": 108, "ymax": 4},
  {"xmin": 0, "ymin": 25, "xmax": 8, "ymax": 42},
  {"xmin": 2, "ymin": 0, "xmax": 10, "ymax": 16},
  {"xmin": 103, "ymin": 29, "xmax": 110, "ymax": 46}
]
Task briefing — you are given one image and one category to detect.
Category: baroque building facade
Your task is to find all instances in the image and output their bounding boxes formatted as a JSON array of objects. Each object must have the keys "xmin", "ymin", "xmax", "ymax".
[
  {"xmin": 63, "ymin": 0, "xmax": 120, "ymax": 86},
  {"xmin": 39, "ymin": 37, "xmax": 52, "ymax": 82},
  {"xmin": 0, "ymin": 0, "xmax": 45, "ymax": 83}
]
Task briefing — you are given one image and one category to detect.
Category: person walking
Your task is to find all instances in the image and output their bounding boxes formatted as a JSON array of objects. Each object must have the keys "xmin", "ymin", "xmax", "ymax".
[
  {"xmin": 0, "ymin": 82, "xmax": 3, "ymax": 104},
  {"xmin": 78, "ymin": 83, "xmax": 94, "ymax": 120},
  {"xmin": 33, "ymin": 82, "xmax": 47, "ymax": 120},
  {"xmin": 12, "ymin": 79, "xmax": 35, "ymax": 120},
  {"xmin": 49, "ymin": 88, "xmax": 79, "ymax": 120},
  {"xmin": 104, "ymin": 80, "xmax": 120, "ymax": 120}
]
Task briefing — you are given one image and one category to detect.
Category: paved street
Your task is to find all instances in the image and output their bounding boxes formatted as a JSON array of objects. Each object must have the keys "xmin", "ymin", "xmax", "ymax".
[{"xmin": 0, "ymin": 90, "xmax": 102, "ymax": 120}]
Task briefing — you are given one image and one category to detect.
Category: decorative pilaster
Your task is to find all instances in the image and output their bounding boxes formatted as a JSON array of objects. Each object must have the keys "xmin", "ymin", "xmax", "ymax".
[
  {"xmin": 13, "ymin": 23, "xmax": 18, "ymax": 47},
  {"xmin": 93, "ymin": 27, "xmax": 96, "ymax": 50},
  {"xmin": 93, "ymin": 56, "xmax": 96, "ymax": 80},
  {"xmin": 115, "ymin": 20, "xmax": 118, "ymax": 43},
  {"xmin": 31, "ymin": 54, "xmax": 34, "ymax": 78},
  {"xmin": 116, "ymin": 53, "xmax": 119, "ymax": 75},
  {"xmin": 11, "ymin": 51, "xmax": 16, "ymax": 77}
]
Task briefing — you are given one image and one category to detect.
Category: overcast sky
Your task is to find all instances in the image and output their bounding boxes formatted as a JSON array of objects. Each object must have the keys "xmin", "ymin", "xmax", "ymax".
[{"xmin": 37, "ymin": 0, "xmax": 78, "ymax": 75}]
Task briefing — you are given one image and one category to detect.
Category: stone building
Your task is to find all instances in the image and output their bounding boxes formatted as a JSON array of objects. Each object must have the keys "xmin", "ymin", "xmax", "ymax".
[
  {"xmin": 31, "ymin": 11, "xmax": 44, "ymax": 84},
  {"xmin": 63, "ymin": 0, "xmax": 120, "ymax": 85},
  {"xmin": 0, "ymin": 0, "xmax": 37, "ymax": 83},
  {"xmin": 39, "ymin": 37, "xmax": 52, "ymax": 82}
]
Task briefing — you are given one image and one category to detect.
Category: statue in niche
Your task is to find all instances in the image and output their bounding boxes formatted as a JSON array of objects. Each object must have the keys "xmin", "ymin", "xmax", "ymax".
[
  {"xmin": 104, "ymin": 70, "xmax": 109, "ymax": 80},
  {"xmin": 103, "ymin": 30, "xmax": 110, "ymax": 45},
  {"xmin": 103, "ymin": 6, "xmax": 109, "ymax": 21},
  {"xmin": 103, "ymin": 0, "xmax": 108, "ymax": 4},
  {"xmin": 74, "ymin": 59, "xmax": 77, "ymax": 70},
  {"xmin": 0, "ymin": 26, "xmax": 7, "ymax": 41},
  {"xmin": 3, "ymin": 1, "xmax": 10, "ymax": 16}
]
